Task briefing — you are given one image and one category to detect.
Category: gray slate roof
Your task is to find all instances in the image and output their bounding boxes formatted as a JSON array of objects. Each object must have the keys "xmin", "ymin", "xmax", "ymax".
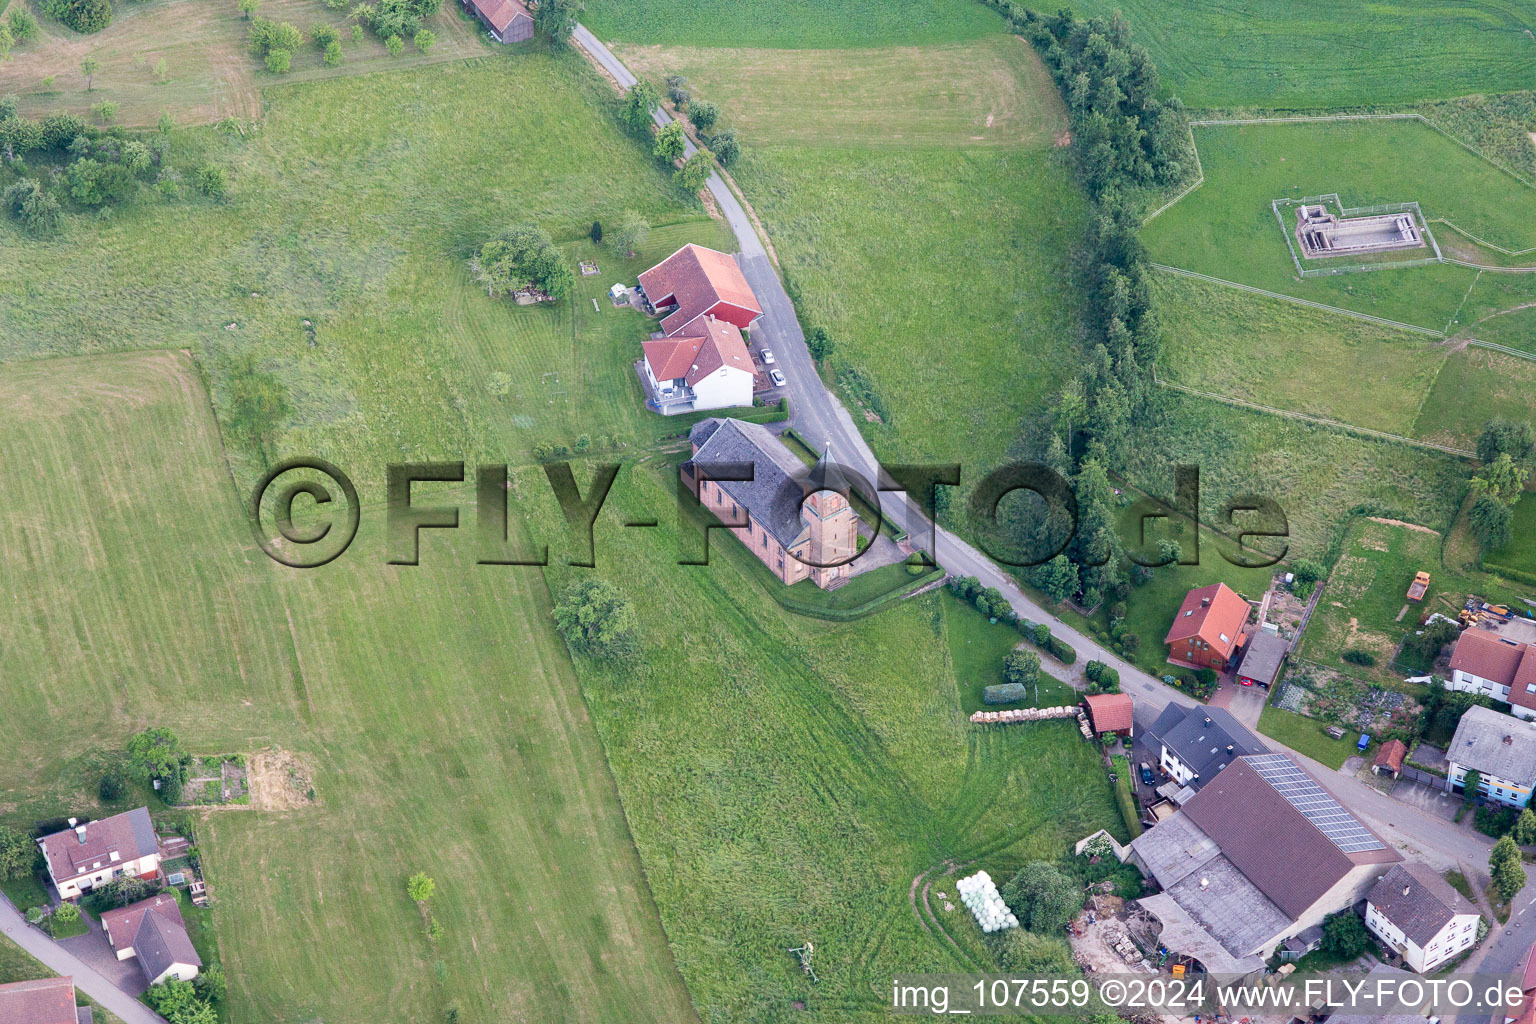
[
  {"xmin": 1447, "ymin": 705, "xmax": 1536, "ymax": 783},
  {"xmin": 1368, "ymin": 862, "xmax": 1478, "ymax": 946},
  {"xmin": 1147, "ymin": 704, "xmax": 1269, "ymax": 789},
  {"xmin": 688, "ymin": 418, "xmax": 834, "ymax": 549},
  {"xmin": 134, "ymin": 908, "xmax": 201, "ymax": 985},
  {"xmin": 1237, "ymin": 631, "xmax": 1289, "ymax": 684}
]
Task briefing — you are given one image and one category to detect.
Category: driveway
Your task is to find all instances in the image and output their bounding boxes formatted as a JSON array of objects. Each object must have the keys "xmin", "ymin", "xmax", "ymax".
[
  {"xmin": 0, "ymin": 895, "xmax": 165, "ymax": 1024},
  {"xmin": 59, "ymin": 909, "xmax": 148, "ymax": 998}
]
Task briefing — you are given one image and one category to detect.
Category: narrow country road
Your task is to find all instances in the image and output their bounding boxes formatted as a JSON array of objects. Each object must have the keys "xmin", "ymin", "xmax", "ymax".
[
  {"xmin": 570, "ymin": 23, "xmax": 1510, "ymax": 903},
  {"xmin": 0, "ymin": 895, "xmax": 165, "ymax": 1024}
]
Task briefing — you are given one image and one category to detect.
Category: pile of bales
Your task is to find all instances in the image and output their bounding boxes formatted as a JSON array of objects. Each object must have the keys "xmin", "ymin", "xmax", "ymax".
[
  {"xmin": 968, "ymin": 706, "xmax": 1081, "ymax": 725},
  {"xmin": 956, "ymin": 871, "xmax": 1018, "ymax": 933}
]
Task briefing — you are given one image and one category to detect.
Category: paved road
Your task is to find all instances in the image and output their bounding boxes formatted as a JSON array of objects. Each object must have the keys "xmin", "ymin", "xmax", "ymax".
[
  {"xmin": 572, "ymin": 21, "xmax": 1516, "ymax": 915},
  {"xmin": 0, "ymin": 895, "xmax": 165, "ymax": 1024}
]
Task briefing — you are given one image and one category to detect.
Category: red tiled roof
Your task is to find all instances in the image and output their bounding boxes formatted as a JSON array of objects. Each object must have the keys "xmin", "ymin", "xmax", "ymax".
[
  {"xmin": 1450, "ymin": 629, "xmax": 1536, "ymax": 710},
  {"xmin": 1373, "ymin": 738, "xmax": 1407, "ymax": 772},
  {"xmin": 638, "ymin": 245, "xmax": 761, "ymax": 336},
  {"xmin": 643, "ymin": 316, "xmax": 752, "ymax": 386},
  {"xmin": 468, "ymin": 0, "xmax": 529, "ymax": 32},
  {"xmin": 1163, "ymin": 583, "xmax": 1250, "ymax": 660},
  {"xmin": 101, "ymin": 893, "xmax": 182, "ymax": 952},
  {"xmin": 38, "ymin": 807, "xmax": 157, "ymax": 885},
  {"xmin": 0, "ymin": 977, "xmax": 78, "ymax": 1024},
  {"xmin": 1082, "ymin": 692, "xmax": 1133, "ymax": 733},
  {"xmin": 1512, "ymin": 941, "xmax": 1536, "ymax": 1024}
]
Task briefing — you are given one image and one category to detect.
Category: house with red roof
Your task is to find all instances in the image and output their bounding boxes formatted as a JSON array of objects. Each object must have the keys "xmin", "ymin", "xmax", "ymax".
[
  {"xmin": 37, "ymin": 808, "xmax": 160, "ymax": 900},
  {"xmin": 1082, "ymin": 692, "xmax": 1133, "ymax": 738},
  {"xmin": 638, "ymin": 244, "xmax": 763, "ymax": 338},
  {"xmin": 1163, "ymin": 583, "xmax": 1252, "ymax": 670},
  {"xmin": 461, "ymin": 0, "xmax": 532, "ymax": 42},
  {"xmin": 1447, "ymin": 628, "xmax": 1536, "ymax": 720},
  {"xmin": 0, "ymin": 977, "xmax": 91, "ymax": 1024},
  {"xmin": 640, "ymin": 315, "xmax": 754, "ymax": 415}
]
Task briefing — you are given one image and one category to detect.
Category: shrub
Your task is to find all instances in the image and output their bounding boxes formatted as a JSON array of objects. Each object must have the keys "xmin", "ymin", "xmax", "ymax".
[
  {"xmin": 708, "ymin": 127, "xmax": 739, "ymax": 167},
  {"xmin": 414, "ymin": 27, "xmax": 434, "ymax": 51},
  {"xmin": 0, "ymin": 826, "xmax": 33, "ymax": 880},
  {"xmin": 688, "ymin": 99, "xmax": 718, "ymax": 132},
  {"xmin": 1320, "ymin": 909, "xmax": 1371, "ymax": 959},
  {"xmin": 311, "ymin": 22, "xmax": 339, "ymax": 48},
  {"xmin": 471, "ymin": 224, "xmax": 574, "ymax": 301},
  {"xmin": 194, "ymin": 164, "xmax": 227, "ymax": 198},
  {"xmin": 8, "ymin": 9, "xmax": 38, "ymax": 43},
  {"xmin": 323, "ymin": 39, "xmax": 342, "ymax": 65},
  {"xmin": 1000, "ymin": 861, "xmax": 1083, "ymax": 933},
  {"xmin": 98, "ymin": 772, "xmax": 125, "ymax": 801},
  {"xmin": 406, "ymin": 871, "xmax": 435, "ymax": 903},
  {"xmin": 1290, "ymin": 558, "xmax": 1326, "ymax": 589},
  {"xmin": 1002, "ymin": 649, "xmax": 1040, "ymax": 687},
  {"xmin": 1341, "ymin": 649, "xmax": 1377, "ymax": 667},
  {"xmin": 53, "ymin": 901, "xmax": 80, "ymax": 924},
  {"xmin": 1085, "ymin": 660, "xmax": 1120, "ymax": 693},
  {"xmin": 43, "ymin": 0, "xmax": 112, "ymax": 34},
  {"xmin": 1047, "ymin": 636, "xmax": 1076, "ymax": 664},
  {"xmin": 552, "ymin": 578, "xmax": 639, "ymax": 659},
  {"xmin": 385, "ymin": 33, "xmax": 403, "ymax": 55},
  {"xmin": 265, "ymin": 48, "xmax": 291, "ymax": 72}
]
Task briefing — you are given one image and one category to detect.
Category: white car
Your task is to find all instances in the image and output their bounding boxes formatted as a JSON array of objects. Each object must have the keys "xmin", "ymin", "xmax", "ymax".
[
  {"xmin": 761, "ymin": 349, "xmax": 776, "ymax": 365},
  {"xmin": 769, "ymin": 369, "xmax": 787, "ymax": 388}
]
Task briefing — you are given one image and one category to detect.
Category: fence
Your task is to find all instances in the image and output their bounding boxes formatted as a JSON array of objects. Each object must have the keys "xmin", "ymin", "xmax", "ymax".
[
  {"xmin": 1273, "ymin": 194, "xmax": 1444, "ymax": 279},
  {"xmin": 1402, "ymin": 764, "xmax": 1452, "ymax": 792}
]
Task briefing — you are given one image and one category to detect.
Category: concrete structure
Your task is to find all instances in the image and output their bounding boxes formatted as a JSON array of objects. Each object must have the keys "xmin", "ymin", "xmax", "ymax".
[
  {"xmin": 1164, "ymin": 583, "xmax": 1251, "ymax": 669},
  {"xmin": 683, "ymin": 418, "xmax": 857, "ymax": 590},
  {"xmin": 638, "ymin": 244, "xmax": 762, "ymax": 337},
  {"xmin": 37, "ymin": 809, "xmax": 159, "ymax": 900},
  {"xmin": 640, "ymin": 315, "xmax": 754, "ymax": 415},
  {"xmin": 100, "ymin": 894, "xmax": 202, "ymax": 986},
  {"xmin": 1144, "ymin": 704, "xmax": 1268, "ymax": 791},
  {"xmin": 461, "ymin": 0, "xmax": 533, "ymax": 42},
  {"xmin": 1295, "ymin": 204, "xmax": 1425, "ymax": 259},
  {"xmin": 1446, "ymin": 705, "xmax": 1536, "ymax": 807},
  {"xmin": 1235, "ymin": 630, "xmax": 1288, "ymax": 687},
  {"xmin": 0, "ymin": 977, "xmax": 92, "ymax": 1024},
  {"xmin": 1364, "ymin": 863, "xmax": 1480, "ymax": 972},
  {"xmin": 1128, "ymin": 753, "xmax": 1400, "ymax": 967},
  {"xmin": 1446, "ymin": 629, "xmax": 1536, "ymax": 721},
  {"xmin": 1082, "ymin": 693, "xmax": 1133, "ymax": 738}
]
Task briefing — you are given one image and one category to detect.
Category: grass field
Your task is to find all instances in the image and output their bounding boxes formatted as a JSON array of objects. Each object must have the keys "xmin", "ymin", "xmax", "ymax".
[
  {"xmin": 0, "ymin": 350, "xmax": 699, "ymax": 1024},
  {"xmin": 0, "ymin": 0, "xmax": 496, "ymax": 125},
  {"xmin": 615, "ymin": 36, "xmax": 1066, "ymax": 148},
  {"xmin": 522, "ymin": 459, "xmax": 1123, "ymax": 1019},
  {"xmin": 1058, "ymin": 0, "xmax": 1536, "ymax": 109},
  {"xmin": 1466, "ymin": 305, "xmax": 1536, "ymax": 354},
  {"xmin": 582, "ymin": 0, "xmax": 1003, "ymax": 49},
  {"xmin": 944, "ymin": 592, "xmax": 1077, "ymax": 713},
  {"xmin": 1143, "ymin": 120, "xmax": 1536, "ymax": 331},
  {"xmin": 1257, "ymin": 704, "xmax": 1358, "ymax": 770},
  {"xmin": 1154, "ymin": 274, "xmax": 1452, "ymax": 436},
  {"xmin": 1486, "ymin": 494, "xmax": 1536, "ymax": 580},
  {"xmin": 1413, "ymin": 346, "xmax": 1536, "ymax": 450}
]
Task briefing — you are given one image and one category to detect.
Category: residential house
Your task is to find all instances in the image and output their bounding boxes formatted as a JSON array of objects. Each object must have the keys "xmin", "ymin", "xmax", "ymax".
[
  {"xmin": 100, "ymin": 893, "xmax": 202, "ymax": 986},
  {"xmin": 638, "ymin": 244, "xmax": 763, "ymax": 338},
  {"xmin": 1082, "ymin": 693, "xmax": 1133, "ymax": 738},
  {"xmin": 1374, "ymin": 739, "xmax": 1408, "ymax": 779},
  {"xmin": 37, "ymin": 808, "xmax": 160, "ymax": 900},
  {"xmin": 0, "ymin": 977, "xmax": 91, "ymax": 1024},
  {"xmin": 683, "ymin": 418, "xmax": 858, "ymax": 590},
  {"xmin": 1508, "ymin": 940, "xmax": 1536, "ymax": 1024},
  {"xmin": 1144, "ymin": 704, "xmax": 1268, "ymax": 791},
  {"xmin": 1364, "ymin": 863, "xmax": 1480, "ymax": 972},
  {"xmin": 1164, "ymin": 583, "xmax": 1251, "ymax": 670},
  {"xmin": 1235, "ymin": 630, "xmax": 1288, "ymax": 687},
  {"xmin": 640, "ymin": 315, "xmax": 755, "ymax": 415},
  {"xmin": 1446, "ymin": 629, "xmax": 1536, "ymax": 721},
  {"xmin": 1323, "ymin": 962, "xmax": 1431, "ymax": 1024},
  {"xmin": 460, "ymin": 0, "xmax": 533, "ymax": 42},
  {"xmin": 1128, "ymin": 753, "xmax": 1401, "ymax": 971},
  {"xmin": 1446, "ymin": 705, "xmax": 1536, "ymax": 807}
]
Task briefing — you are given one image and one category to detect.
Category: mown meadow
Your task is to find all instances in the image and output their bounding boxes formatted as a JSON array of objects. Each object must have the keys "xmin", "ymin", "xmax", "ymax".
[{"xmin": 582, "ymin": 0, "xmax": 1003, "ymax": 49}]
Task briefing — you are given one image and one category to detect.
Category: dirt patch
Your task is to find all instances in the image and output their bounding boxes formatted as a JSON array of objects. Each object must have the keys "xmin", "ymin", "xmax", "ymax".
[
  {"xmin": 248, "ymin": 747, "xmax": 318, "ymax": 810},
  {"xmin": 1366, "ymin": 516, "xmax": 1440, "ymax": 536}
]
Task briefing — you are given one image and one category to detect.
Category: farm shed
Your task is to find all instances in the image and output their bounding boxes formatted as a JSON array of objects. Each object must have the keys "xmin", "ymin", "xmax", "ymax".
[
  {"xmin": 462, "ymin": 0, "xmax": 533, "ymax": 43},
  {"xmin": 1082, "ymin": 692, "xmax": 1134, "ymax": 738}
]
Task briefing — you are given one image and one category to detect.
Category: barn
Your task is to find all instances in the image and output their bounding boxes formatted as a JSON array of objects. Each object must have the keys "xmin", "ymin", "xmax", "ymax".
[{"xmin": 462, "ymin": 0, "xmax": 533, "ymax": 43}]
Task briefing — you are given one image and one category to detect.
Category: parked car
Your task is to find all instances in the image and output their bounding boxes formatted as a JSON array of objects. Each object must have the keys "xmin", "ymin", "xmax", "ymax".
[
  {"xmin": 1139, "ymin": 762, "xmax": 1154, "ymax": 786},
  {"xmin": 761, "ymin": 349, "xmax": 776, "ymax": 365},
  {"xmin": 769, "ymin": 369, "xmax": 786, "ymax": 388}
]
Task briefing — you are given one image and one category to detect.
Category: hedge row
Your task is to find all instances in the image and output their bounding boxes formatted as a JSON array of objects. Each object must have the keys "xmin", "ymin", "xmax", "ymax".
[{"xmin": 947, "ymin": 576, "xmax": 1078, "ymax": 664}]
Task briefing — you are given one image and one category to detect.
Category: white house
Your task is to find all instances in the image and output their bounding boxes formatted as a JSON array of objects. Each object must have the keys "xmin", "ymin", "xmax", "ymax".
[
  {"xmin": 1144, "ymin": 704, "xmax": 1268, "ymax": 792},
  {"xmin": 37, "ymin": 808, "xmax": 160, "ymax": 900},
  {"xmin": 1446, "ymin": 629, "xmax": 1536, "ymax": 721},
  {"xmin": 1446, "ymin": 705, "xmax": 1536, "ymax": 807},
  {"xmin": 641, "ymin": 315, "xmax": 755, "ymax": 415},
  {"xmin": 100, "ymin": 893, "xmax": 201, "ymax": 986},
  {"xmin": 1364, "ymin": 863, "xmax": 1480, "ymax": 972}
]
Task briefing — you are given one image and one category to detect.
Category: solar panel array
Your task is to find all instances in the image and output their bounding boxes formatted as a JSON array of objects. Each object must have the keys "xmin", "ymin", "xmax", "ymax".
[{"xmin": 1246, "ymin": 753, "xmax": 1386, "ymax": 853}]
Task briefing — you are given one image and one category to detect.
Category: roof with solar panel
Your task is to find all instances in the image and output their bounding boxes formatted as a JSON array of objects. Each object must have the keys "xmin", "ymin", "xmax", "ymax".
[{"xmin": 1245, "ymin": 752, "xmax": 1386, "ymax": 853}]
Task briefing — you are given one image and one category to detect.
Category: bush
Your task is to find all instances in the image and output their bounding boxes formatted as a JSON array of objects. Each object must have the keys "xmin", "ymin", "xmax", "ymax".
[
  {"xmin": 1320, "ymin": 909, "xmax": 1371, "ymax": 959},
  {"xmin": 552, "ymin": 578, "xmax": 639, "ymax": 659},
  {"xmin": 53, "ymin": 901, "xmax": 80, "ymax": 924},
  {"xmin": 311, "ymin": 22, "xmax": 339, "ymax": 48},
  {"xmin": 471, "ymin": 224, "xmax": 574, "ymax": 301},
  {"xmin": 983, "ymin": 683, "xmax": 1028, "ymax": 705},
  {"xmin": 1046, "ymin": 636, "xmax": 1076, "ymax": 664},
  {"xmin": 98, "ymin": 772, "xmax": 125, "ymax": 801},
  {"xmin": 687, "ymin": 99, "xmax": 718, "ymax": 132},
  {"xmin": 385, "ymin": 33, "xmax": 403, "ymax": 55},
  {"xmin": 1290, "ymin": 558, "xmax": 1326, "ymax": 589},
  {"xmin": 1476, "ymin": 805, "xmax": 1518, "ymax": 838},
  {"xmin": 1002, "ymin": 649, "xmax": 1040, "ymax": 687},
  {"xmin": 1341, "ymin": 649, "xmax": 1377, "ymax": 667},
  {"xmin": 194, "ymin": 164, "xmax": 227, "ymax": 198},
  {"xmin": 1000, "ymin": 861, "xmax": 1083, "ymax": 933},
  {"xmin": 323, "ymin": 39, "xmax": 342, "ymax": 65},
  {"xmin": 43, "ymin": 0, "xmax": 112, "ymax": 33},
  {"xmin": 1085, "ymin": 660, "xmax": 1120, "ymax": 693},
  {"xmin": 708, "ymin": 127, "xmax": 739, "ymax": 167},
  {"xmin": 9, "ymin": 9, "xmax": 39, "ymax": 43},
  {"xmin": 265, "ymin": 48, "xmax": 291, "ymax": 72}
]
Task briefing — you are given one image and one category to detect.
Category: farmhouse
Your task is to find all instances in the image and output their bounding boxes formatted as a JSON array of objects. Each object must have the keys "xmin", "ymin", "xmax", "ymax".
[
  {"xmin": 460, "ymin": 0, "xmax": 533, "ymax": 43},
  {"xmin": 640, "ymin": 315, "xmax": 755, "ymax": 415},
  {"xmin": 1164, "ymin": 583, "xmax": 1250, "ymax": 670},
  {"xmin": 1364, "ymin": 863, "xmax": 1479, "ymax": 972},
  {"xmin": 100, "ymin": 893, "xmax": 202, "ymax": 986},
  {"xmin": 0, "ymin": 977, "xmax": 91, "ymax": 1024},
  {"xmin": 1144, "ymin": 704, "xmax": 1267, "ymax": 792},
  {"xmin": 1235, "ymin": 630, "xmax": 1288, "ymax": 688},
  {"xmin": 639, "ymin": 244, "xmax": 763, "ymax": 337},
  {"xmin": 37, "ymin": 808, "xmax": 160, "ymax": 900},
  {"xmin": 1446, "ymin": 705, "xmax": 1536, "ymax": 807},
  {"xmin": 1128, "ymin": 753, "xmax": 1401, "ymax": 969},
  {"xmin": 682, "ymin": 418, "xmax": 858, "ymax": 590},
  {"xmin": 1445, "ymin": 628, "xmax": 1536, "ymax": 721},
  {"xmin": 1081, "ymin": 692, "xmax": 1133, "ymax": 738}
]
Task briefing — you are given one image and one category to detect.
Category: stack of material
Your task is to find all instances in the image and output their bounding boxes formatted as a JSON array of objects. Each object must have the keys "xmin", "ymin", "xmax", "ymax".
[
  {"xmin": 968, "ymin": 706, "xmax": 1081, "ymax": 725},
  {"xmin": 956, "ymin": 871, "xmax": 1019, "ymax": 934}
]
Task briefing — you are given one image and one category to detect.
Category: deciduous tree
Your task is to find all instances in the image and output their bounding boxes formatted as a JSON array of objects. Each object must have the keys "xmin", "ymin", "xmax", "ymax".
[
  {"xmin": 553, "ymin": 578, "xmax": 639, "ymax": 659},
  {"xmin": 80, "ymin": 54, "xmax": 99, "ymax": 91},
  {"xmin": 609, "ymin": 210, "xmax": 648, "ymax": 258},
  {"xmin": 676, "ymin": 150, "xmax": 711, "ymax": 192},
  {"xmin": 653, "ymin": 120, "xmax": 685, "ymax": 163},
  {"xmin": 406, "ymin": 871, "xmax": 435, "ymax": 903},
  {"xmin": 1000, "ymin": 861, "xmax": 1082, "ymax": 933}
]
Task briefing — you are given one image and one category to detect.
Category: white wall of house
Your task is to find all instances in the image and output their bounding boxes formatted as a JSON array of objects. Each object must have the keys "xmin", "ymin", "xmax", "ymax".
[
  {"xmin": 690, "ymin": 366, "xmax": 753, "ymax": 412},
  {"xmin": 53, "ymin": 853, "xmax": 159, "ymax": 900},
  {"xmin": 1365, "ymin": 902, "xmax": 1479, "ymax": 972},
  {"xmin": 1448, "ymin": 670, "xmax": 1512, "ymax": 701},
  {"xmin": 1447, "ymin": 762, "xmax": 1533, "ymax": 807},
  {"xmin": 1158, "ymin": 746, "xmax": 1195, "ymax": 786},
  {"xmin": 148, "ymin": 962, "xmax": 200, "ymax": 987}
]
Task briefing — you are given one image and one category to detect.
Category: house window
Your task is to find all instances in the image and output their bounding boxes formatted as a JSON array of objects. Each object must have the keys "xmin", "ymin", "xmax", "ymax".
[{"xmin": 762, "ymin": 533, "xmax": 768, "ymax": 549}]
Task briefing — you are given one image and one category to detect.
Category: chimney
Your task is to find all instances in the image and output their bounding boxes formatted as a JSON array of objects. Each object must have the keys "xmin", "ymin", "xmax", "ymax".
[
  {"xmin": 1203, "ymin": 717, "xmax": 1212, "ymax": 727},
  {"xmin": 1201, "ymin": 596, "xmax": 1211, "ymax": 607},
  {"xmin": 1403, "ymin": 885, "xmax": 1411, "ymax": 897},
  {"xmin": 1506, "ymin": 735, "xmax": 1515, "ymax": 745},
  {"xmin": 67, "ymin": 817, "xmax": 77, "ymax": 828},
  {"xmin": 1199, "ymin": 877, "xmax": 1209, "ymax": 891},
  {"xmin": 1226, "ymin": 744, "xmax": 1234, "ymax": 753},
  {"xmin": 75, "ymin": 825, "xmax": 87, "ymax": 845}
]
